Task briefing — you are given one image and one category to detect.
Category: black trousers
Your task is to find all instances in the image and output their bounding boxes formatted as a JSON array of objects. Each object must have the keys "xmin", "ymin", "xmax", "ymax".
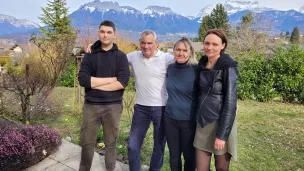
[{"xmin": 164, "ymin": 116, "xmax": 196, "ymax": 171}]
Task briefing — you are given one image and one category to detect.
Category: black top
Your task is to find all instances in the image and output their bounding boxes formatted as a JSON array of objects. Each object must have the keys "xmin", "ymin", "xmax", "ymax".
[
  {"xmin": 78, "ymin": 41, "xmax": 130, "ymax": 104},
  {"xmin": 196, "ymin": 54, "xmax": 238, "ymax": 141},
  {"xmin": 165, "ymin": 61, "xmax": 200, "ymax": 121}
]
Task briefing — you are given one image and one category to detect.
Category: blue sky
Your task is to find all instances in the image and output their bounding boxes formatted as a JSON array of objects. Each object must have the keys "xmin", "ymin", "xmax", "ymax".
[{"xmin": 1, "ymin": 0, "xmax": 303, "ymax": 24}]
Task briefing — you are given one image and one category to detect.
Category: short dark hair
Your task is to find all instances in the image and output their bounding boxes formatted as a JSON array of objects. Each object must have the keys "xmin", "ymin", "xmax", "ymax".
[
  {"xmin": 203, "ymin": 29, "xmax": 228, "ymax": 54},
  {"xmin": 99, "ymin": 20, "xmax": 116, "ymax": 32}
]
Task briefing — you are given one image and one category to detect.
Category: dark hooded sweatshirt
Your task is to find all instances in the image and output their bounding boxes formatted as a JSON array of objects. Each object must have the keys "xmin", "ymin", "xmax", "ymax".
[{"xmin": 78, "ymin": 41, "xmax": 130, "ymax": 104}]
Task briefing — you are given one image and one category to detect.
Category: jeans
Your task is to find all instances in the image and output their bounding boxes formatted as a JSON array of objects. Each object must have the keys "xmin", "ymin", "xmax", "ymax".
[
  {"xmin": 164, "ymin": 116, "xmax": 196, "ymax": 171},
  {"xmin": 79, "ymin": 103, "xmax": 122, "ymax": 171},
  {"xmin": 128, "ymin": 104, "xmax": 166, "ymax": 171}
]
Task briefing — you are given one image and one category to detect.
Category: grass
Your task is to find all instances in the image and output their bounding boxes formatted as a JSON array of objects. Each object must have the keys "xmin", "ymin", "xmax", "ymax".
[
  {"xmin": 229, "ymin": 101, "xmax": 304, "ymax": 171},
  {"xmin": 5, "ymin": 87, "xmax": 303, "ymax": 171}
]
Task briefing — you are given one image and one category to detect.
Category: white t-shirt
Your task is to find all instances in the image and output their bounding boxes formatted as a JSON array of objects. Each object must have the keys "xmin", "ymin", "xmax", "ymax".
[{"xmin": 127, "ymin": 50, "xmax": 174, "ymax": 106}]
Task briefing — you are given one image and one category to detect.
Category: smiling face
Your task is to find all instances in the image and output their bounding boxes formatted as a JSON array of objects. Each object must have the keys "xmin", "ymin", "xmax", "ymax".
[
  {"xmin": 174, "ymin": 42, "xmax": 191, "ymax": 64},
  {"xmin": 202, "ymin": 33, "xmax": 225, "ymax": 59},
  {"xmin": 98, "ymin": 25, "xmax": 115, "ymax": 46},
  {"xmin": 139, "ymin": 34, "xmax": 158, "ymax": 58}
]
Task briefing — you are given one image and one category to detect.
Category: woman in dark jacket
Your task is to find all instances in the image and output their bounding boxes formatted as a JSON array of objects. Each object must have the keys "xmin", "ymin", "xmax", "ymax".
[
  {"xmin": 194, "ymin": 29, "xmax": 238, "ymax": 171},
  {"xmin": 164, "ymin": 37, "xmax": 200, "ymax": 171}
]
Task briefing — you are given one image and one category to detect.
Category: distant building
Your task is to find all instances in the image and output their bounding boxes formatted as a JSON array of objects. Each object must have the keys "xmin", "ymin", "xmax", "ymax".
[
  {"xmin": 9, "ymin": 44, "xmax": 31, "ymax": 65},
  {"xmin": 0, "ymin": 46, "xmax": 9, "ymax": 56},
  {"xmin": 160, "ymin": 41, "xmax": 174, "ymax": 53},
  {"xmin": 192, "ymin": 42, "xmax": 202, "ymax": 53},
  {"xmin": 0, "ymin": 44, "xmax": 33, "ymax": 74},
  {"xmin": 0, "ymin": 47, "xmax": 10, "ymax": 75},
  {"xmin": 10, "ymin": 44, "xmax": 26, "ymax": 53},
  {"xmin": 0, "ymin": 65, "xmax": 5, "ymax": 75},
  {"xmin": 0, "ymin": 39, "xmax": 16, "ymax": 46}
]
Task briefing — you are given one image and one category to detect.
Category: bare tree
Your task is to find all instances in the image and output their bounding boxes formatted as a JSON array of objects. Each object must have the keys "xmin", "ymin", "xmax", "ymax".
[
  {"xmin": 0, "ymin": 36, "xmax": 75, "ymax": 123},
  {"xmin": 31, "ymin": 35, "xmax": 76, "ymax": 89},
  {"xmin": 122, "ymin": 91, "xmax": 136, "ymax": 126},
  {"xmin": 228, "ymin": 12, "xmax": 278, "ymax": 57},
  {"xmin": 0, "ymin": 51, "xmax": 48, "ymax": 122},
  {"xmin": 76, "ymin": 19, "xmax": 98, "ymax": 50}
]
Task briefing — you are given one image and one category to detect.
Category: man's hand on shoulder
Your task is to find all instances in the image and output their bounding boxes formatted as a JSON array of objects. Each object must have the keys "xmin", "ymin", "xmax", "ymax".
[{"xmin": 86, "ymin": 43, "xmax": 93, "ymax": 53}]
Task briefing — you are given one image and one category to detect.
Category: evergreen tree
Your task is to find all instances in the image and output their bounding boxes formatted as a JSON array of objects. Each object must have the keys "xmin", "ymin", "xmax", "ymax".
[
  {"xmin": 290, "ymin": 26, "xmax": 300, "ymax": 43},
  {"xmin": 198, "ymin": 15, "xmax": 211, "ymax": 41},
  {"xmin": 30, "ymin": 0, "xmax": 76, "ymax": 89},
  {"xmin": 285, "ymin": 31, "xmax": 290, "ymax": 39},
  {"xmin": 198, "ymin": 4, "xmax": 229, "ymax": 40},
  {"xmin": 39, "ymin": 0, "xmax": 75, "ymax": 39},
  {"xmin": 240, "ymin": 11, "xmax": 253, "ymax": 27},
  {"xmin": 209, "ymin": 4, "xmax": 229, "ymax": 31}
]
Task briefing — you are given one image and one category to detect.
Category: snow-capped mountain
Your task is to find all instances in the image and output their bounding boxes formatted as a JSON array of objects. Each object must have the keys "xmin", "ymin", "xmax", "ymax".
[
  {"xmin": 68, "ymin": 0, "xmax": 304, "ymax": 34},
  {"xmin": 0, "ymin": 14, "xmax": 39, "ymax": 28},
  {"xmin": 186, "ymin": 16, "xmax": 196, "ymax": 20},
  {"xmin": 299, "ymin": 5, "xmax": 304, "ymax": 13},
  {"xmin": 69, "ymin": 1, "xmax": 198, "ymax": 34},
  {"xmin": 197, "ymin": 5, "xmax": 215, "ymax": 19},
  {"xmin": 224, "ymin": 0, "xmax": 272, "ymax": 14},
  {"xmin": 229, "ymin": 9, "xmax": 304, "ymax": 32},
  {"xmin": 143, "ymin": 6, "xmax": 176, "ymax": 16},
  {"xmin": 0, "ymin": 14, "xmax": 39, "ymax": 35},
  {"xmin": 1, "ymin": 0, "xmax": 304, "ymax": 36},
  {"xmin": 121, "ymin": 6, "xmax": 141, "ymax": 14},
  {"xmin": 197, "ymin": 0, "xmax": 273, "ymax": 20},
  {"xmin": 195, "ymin": 0, "xmax": 304, "ymax": 34},
  {"xmin": 78, "ymin": 0, "xmax": 121, "ymax": 13}
]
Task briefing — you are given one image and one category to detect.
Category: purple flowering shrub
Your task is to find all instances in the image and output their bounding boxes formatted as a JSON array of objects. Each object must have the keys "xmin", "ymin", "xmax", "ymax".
[{"xmin": 0, "ymin": 120, "xmax": 62, "ymax": 171}]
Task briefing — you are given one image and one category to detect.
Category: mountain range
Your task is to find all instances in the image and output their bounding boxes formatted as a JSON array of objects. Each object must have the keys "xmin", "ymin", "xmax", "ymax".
[
  {"xmin": 1, "ymin": 0, "xmax": 304, "ymax": 36},
  {"xmin": 0, "ymin": 14, "xmax": 39, "ymax": 36}
]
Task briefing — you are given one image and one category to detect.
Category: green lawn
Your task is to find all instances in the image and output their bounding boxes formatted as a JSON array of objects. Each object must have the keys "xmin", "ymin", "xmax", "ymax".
[{"xmin": 33, "ymin": 87, "xmax": 304, "ymax": 171}]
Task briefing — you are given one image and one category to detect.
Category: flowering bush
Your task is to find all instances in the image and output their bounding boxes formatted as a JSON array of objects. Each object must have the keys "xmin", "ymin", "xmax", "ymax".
[{"xmin": 0, "ymin": 119, "xmax": 61, "ymax": 171}]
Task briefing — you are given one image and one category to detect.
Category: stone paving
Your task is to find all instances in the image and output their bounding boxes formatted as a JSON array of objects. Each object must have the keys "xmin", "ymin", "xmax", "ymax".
[{"xmin": 24, "ymin": 140, "xmax": 129, "ymax": 171}]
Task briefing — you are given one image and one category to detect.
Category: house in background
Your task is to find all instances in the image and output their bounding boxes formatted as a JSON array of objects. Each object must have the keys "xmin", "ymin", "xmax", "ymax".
[
  {"xmin": 0, "ymin": 44, "xmax": 32, "ymax": 74},
  {"xmin": 0, "ymin": 47, "xmax": 10, "ymax": 75},
  {"xmin": 192, "ymin": 42, "xmax": 202, "ymax": 53},
  {"xmin": 9, "ymin": 44, "xmax": 31, "ymax": 65},
  {"xmin": 0, "ymin": 39, "xmax": 16, "ymax": 46},
  {"xmin": 10, "ymin": 44, "xmax": 25, "ymax": 53},
  {"xmin": 160, "ymin": 41, "xmax": 174, "ymax": 53},
  {"xmin": 0, "ymin": 46, "xmax": 9, "ymax": 55}
]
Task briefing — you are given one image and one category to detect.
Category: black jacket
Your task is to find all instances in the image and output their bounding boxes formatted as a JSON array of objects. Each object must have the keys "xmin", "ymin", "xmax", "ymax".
[
  {"xmin": 78, "ymin": 41, "xmax": 130, "ymax": 104},
  {"xmin": 196, "ymin": 54, "xmax": 238, "ymax": 141}
]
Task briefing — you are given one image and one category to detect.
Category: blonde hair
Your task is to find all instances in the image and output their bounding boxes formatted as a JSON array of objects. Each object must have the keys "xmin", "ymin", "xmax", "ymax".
[{"xmin": 173, "ymin": 37, "xmax": 198, "ymax": 65}]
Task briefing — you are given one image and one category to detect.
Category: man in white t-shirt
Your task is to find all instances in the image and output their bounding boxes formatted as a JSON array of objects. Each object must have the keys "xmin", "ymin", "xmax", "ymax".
[
  {"xmin": 87, "ymin": 30, "xmax": 173, "ymax": 171},
  {"xmin": 127, "ymin": 30, "xmax": 173, "ymax": 171}
]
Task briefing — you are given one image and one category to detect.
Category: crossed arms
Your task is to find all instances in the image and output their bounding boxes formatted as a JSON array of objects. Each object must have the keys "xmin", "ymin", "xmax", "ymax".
[
  {"xmin": 90, "ymin": 77, "xmax": 124, "ymax": 91},
  {"xmin": 78, "ymin": 53, "xmax": 129, "ymax": 91}
]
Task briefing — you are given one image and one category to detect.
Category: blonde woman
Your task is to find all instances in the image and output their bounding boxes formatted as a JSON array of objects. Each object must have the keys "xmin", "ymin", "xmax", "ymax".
[{"xmin": 164, "ymin": 37, "xmax": 199, "ymax": 171}]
